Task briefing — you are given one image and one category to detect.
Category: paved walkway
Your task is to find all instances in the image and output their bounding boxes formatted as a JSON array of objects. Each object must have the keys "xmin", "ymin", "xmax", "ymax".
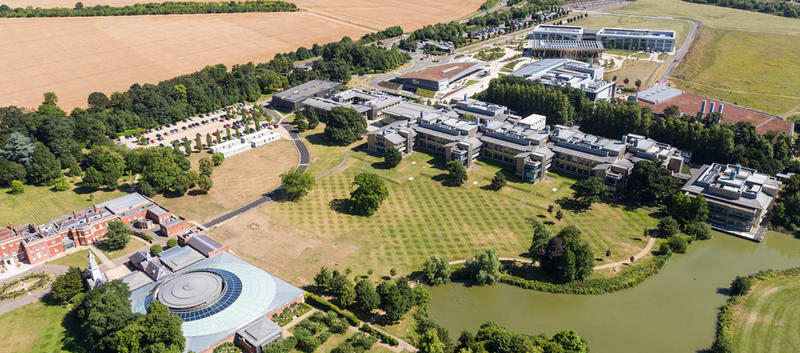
[
  {"xmin": 0, "ymin": 264, "xmax": 68, "ymax": 316},
  {"xmin": 317, "ymin": 150, "xmax": 352, "ymax": 180}
]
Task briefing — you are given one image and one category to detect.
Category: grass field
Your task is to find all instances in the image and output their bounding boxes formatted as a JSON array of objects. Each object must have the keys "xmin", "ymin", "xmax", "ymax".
[
  {"xmin": 0, "ymin": 182, "xmax": 127, "ymax": 226},
  {"xmin": 605, "ymin": 59, "xmax": 662, "ymax": 89},
  {"xmin": 730, "ymin": 271, "xmax": 800, "ymax": 352},
  {"xmin": 671, "ymin": 28, "xmax": 800, "ymax": 116},
  {"xmin": 211, "ymin": 138, "xmax": 659, "ymax": 285},
  {"xmin": 153, "ymin": 138, "xmax": 299, "ymax": 223},
  {"xmin": 47, "ymin": 250, "xmax": 100, "ymax": 268},
  {"xmin": 0, "ymin": 0, "xmax": 483, "ymax": 110},
  {"xmin": 613, "ymin": 0, "xmax": 800, "ymax": 34},
  {"xmin": 0, "ymin": 301, "xmax": 72, "ymax": 353},
  {"xmin": 571, "ymin": 15, "xmax": 691, "ymax": 50},
  {"xmin": 99, "ymin": 237, "xmax": 148, "ymax": 260}
]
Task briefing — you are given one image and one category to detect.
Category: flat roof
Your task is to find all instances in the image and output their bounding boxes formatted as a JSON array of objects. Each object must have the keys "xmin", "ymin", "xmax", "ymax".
[
  {"xmin": 533, "ymin": 25, "xmax": 583, "ymax": 33},
  {"xmin": 597, "ymin": 27, "xmax": 675, "ymax": 38},
  {"xmin": 273, "ymin": 80, "xmax": 339, "ymax": 103},
  {"xmin": 530, "ymin": 40, "xmax": 604, "ymax": 51},
  {"xmin": 98, "ymin": 193, "xmax": 152, "ymax": 214},
  {"xmin": 398, "ymin": 62, "xmax": 485, "ymax": 83},
  {"xmin": 158, "ymin": 245, "xmax": 206, "ymax": 272}
]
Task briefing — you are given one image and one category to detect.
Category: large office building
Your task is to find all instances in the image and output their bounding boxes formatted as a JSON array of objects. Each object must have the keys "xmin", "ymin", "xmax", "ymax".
[
  {"xmin": 636, "ymin": 85, "xmax": 794, "ymax": 136},
  {"xmin": 596, "ymin": 28, "xmax": 675, "ymax": 53},
  {"xmin": 681, "ymin": 163, "xmax": 781, "ymax": 240},
  {"xmin": 380, "ymin": 101, "xmax": 452, "ymax": 123},
  {"xmin": 531, "ymin": 25, "xmax": 675, "ymax": 53},
  {"xmin": 415, "ymin": 113, "xmax": 483, "ymax": 168},
  {"xmin": 549, "ymin": 126, "xmax": 633, "ymax": 193},
  {"xmin": 271, "ymin": 80, "xmax": 341, "ymax": 110},
  {"xmin": 0, "ymin": 193, "xmax": 189, "ymax": 270},
  {"xmin": 394, "ymin": 61, "xmax": 486, "ymax": 92},
  {"xmin": 301, "ymin": 89, "xmax": 403, "ymax": 121},
  {"xmin": 366, "ymin": 120, "xmax": 418, "ymax": 155},
  {"xmin": 123, "ymin": 230, "xmax": 304, "ymax": 353},
  {"xmin": 532, "ymin": 25, "xmax": 584, "ymax": 40},
  {"xmin": 511, "ymin": 59, "xmax": 615, "ymax": 101},
  {"xmin": 527, "ymin": 40, "xmax": 604, "ymax": 60}
]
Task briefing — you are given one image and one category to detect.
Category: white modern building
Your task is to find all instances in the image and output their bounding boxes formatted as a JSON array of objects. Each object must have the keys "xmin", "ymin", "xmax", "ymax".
[
  {"xmin": 532, "ymin": 25, "xmax": 584, "ymax": 41},
  {"xmin": 596, "ymin": 28, "xmax": 676, "ymax": 53},
  {"xmin": 511, "ymin": 59, "xmax": 615, "ymax": 101},
  {"xmin": 211, "ymin": 130, "xmax": 280, "ymax": 158}
]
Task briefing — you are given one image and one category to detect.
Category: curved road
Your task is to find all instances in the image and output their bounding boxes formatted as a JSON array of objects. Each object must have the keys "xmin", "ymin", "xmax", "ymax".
[
  {"xmin": 202, "ymin": 121, "xmax": 309, "ymax": 229},
  {"xmin": 0, "ymin": 264, "xmax": 68, "ymax": 315}
]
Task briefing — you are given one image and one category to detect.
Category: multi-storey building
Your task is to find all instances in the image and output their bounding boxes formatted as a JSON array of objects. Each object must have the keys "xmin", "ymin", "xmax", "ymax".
[
  {"xmin": 549, "ymin": 126, "xmax": 632, "ymax": 193},
  {"xmin": 596, "ymin": 28, "xmax": 675, "ymax": 53},
  {"xmin": 531, "ymin": 25, "xmax": 584, "ymax": 41},
  {"xmin": 681, "ymin": 163, "xmax": 781, "ymax": 240},
  {"xmin": 511, "ymin": 59, "xmax": 615, "ymax": 101},
  {"xmin": 414, "ymin": 113, "xmax": 482, "ymax": 168}
]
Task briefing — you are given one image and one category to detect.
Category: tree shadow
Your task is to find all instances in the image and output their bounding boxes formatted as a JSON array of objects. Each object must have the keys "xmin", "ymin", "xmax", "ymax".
[
  {"xmin": 329, "ymin": 198, "xmax": 350, "ymax": 214},
  {"xmin": 72, "ymin": 185, "xmax": 97, "ymax": 195},
  {"xmin": 716, "ymin": 287, "xmax": 732, "ymax": 296},
  {"xmin": 60, "ymin": 307, "xmax": 89, "ymax": 353},
  {"xmin": 543, "ymin": 221, "xmax": 555, "ymax": 225},
  {"xmin": 305, "ymin": 133, "xmax": 337, "ymax": 147},
  {"xmin": 555, "ymin": 197, "xmax": 589, "ymax": 213},
  {"xmin": 187, "ymin": 189, "xmax": 207, "ymax": 196},
  {"xmin": 371, "ymin": 161, "xmax": 391, "ymax": 170}
]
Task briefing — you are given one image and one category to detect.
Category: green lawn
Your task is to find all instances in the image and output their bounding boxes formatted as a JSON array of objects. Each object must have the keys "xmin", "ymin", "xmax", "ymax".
[
  {"xmin": 731, "ymin": 271, "xmax": 800, "ymax": 352},
  {"xmin": 47, "ymin": 250, "xmax": 100, "ymax": 269},
  {"xmin": 214, "ymin": 147, "xmax": 660, "ymax": 284},
  {"xmin": 100, "ymin": 238, "xmax": 148, "ymax": 260},
  {"xmin": 0, "ymin": 302, "xmax": 73, "ymax": 353},
  {"xmin": 0, "ymin": 183, "xmax": 127, "ymax": 225},
  {"xmin": 671, "ymin": 28, "xmax": 800, "ymax": 116}
]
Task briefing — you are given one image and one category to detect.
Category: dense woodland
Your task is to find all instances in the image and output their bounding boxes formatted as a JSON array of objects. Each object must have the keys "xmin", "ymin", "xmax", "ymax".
[
  {"xmin": 0, "ymin": 26, "xmax": 408, "ymax": 196},
  {"xmin": 0, "ymin": 0, "xmax": 298, "ymax": 17},
  {"xmin": 476, "ymin": 75, "xmax": 798, "ymax": 175},
  {"xmin": 682, "ymin": 0, "xmax": 799, "ymax": 18}
]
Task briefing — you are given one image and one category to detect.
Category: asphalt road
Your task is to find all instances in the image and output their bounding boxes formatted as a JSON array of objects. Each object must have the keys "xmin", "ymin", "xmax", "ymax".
[{"xmin": 201, "ymin": 121, "xmax": 309, "ymax": 229}]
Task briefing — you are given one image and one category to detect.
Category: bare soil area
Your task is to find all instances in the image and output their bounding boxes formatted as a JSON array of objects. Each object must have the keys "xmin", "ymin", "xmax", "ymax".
[{"xmin": 0, "ymin": 0, "xmax": 482, "ymax": 110}]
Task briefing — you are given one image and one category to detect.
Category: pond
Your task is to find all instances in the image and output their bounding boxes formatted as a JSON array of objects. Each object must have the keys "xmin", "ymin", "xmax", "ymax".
[{"xmin": 428, "ymin": 233, "xmax": 800, "ymax": 353}]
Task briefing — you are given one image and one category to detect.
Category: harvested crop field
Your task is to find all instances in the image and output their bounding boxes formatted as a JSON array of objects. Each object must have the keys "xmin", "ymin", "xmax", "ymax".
[{"xmin": 0, "ymin": 0, "xmax": 482, "ymax": 110}]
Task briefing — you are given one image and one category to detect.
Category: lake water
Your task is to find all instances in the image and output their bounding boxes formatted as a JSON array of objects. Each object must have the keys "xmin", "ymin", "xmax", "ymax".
[{"xmin": 428, "ymin": 233, "xmax": 800, "ymax": 353}]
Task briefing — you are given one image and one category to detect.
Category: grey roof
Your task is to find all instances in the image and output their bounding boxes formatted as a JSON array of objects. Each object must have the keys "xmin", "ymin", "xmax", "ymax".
[
  {"xmin": 119, "ymin": 270, "xmax": 154, "ymax": 291},
  {"xmin": 98, "ymin": 193, "xmax": 152, "ymax": 214},
  {"xmin": 273, "ymin": 80, "xmax": 339, "ymax": 103},
  {"xmin": 681, "ymin": 164, "xmax": 779, "ymax": 211},
  {"xmin": 637, "ymin": 85, "xmax": 684, "ymax": 105},
  {"xmin": 413, "ymin": 125, "xmax": 465, "ymax": 143},
  {"xmin": 129, "ymin": 250, "xmax": 149, "ymax": 266},
  {"xmin": 511, "ymin": 59, "xmax": 568, "ymax": 78},
  {"xmin": 530, "ymin": 40, "xmax": 604, "ymax": 50},
  {"xmin": 549, "ymin": 144, "xmax": 619, "ymax": 164},
  {"xmin": 144, "ymin": 260, "xmax": 172, "ymax": 281},
  {"xmin": 148, "ymin": 206, "xmax": 169, "ymax": 217},
  {"xmin": 302, "ymin": 97, "xmax": 372, "ymax": 114},
  {"xmin": 597, "ymin": 27, "xmax": 675, "ymax": 39},
  {"xmin": 188, "ymin": 234, "xmax": 225, "ymax": 256},
  {"xmin": 237, "ymin": 317, "xmax": 283, "ymax": 347},
  {"xmin": 382, "ymin": 102, "xmax": 442, "ymax": 120},
  {"xmin": 479, "ymin": 134, "xmax": 538, "ymax": 153},
  {"xmin": 384, "ymin": 133, "xmax": 406, "ymax": 145},
  {"xmin": 533, "ymin": 25, "xmax": 583, "ymax": 34},
  {"xmin": 158, "ymin": 245, "xmax": 206, "ymax": 271}
]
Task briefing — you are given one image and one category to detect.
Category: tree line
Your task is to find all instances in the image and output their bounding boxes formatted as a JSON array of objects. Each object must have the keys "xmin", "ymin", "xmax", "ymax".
[
  {"xmin": 476, "ymin": 75, "xmax": 798, "ymax": 175},
  {"xmin": 0, "ymin": 0, "xmax": 298, "ymax": 18},
  {"xmin": 682, "ymin": 0, "xmax": 800, "ymax": 19}
]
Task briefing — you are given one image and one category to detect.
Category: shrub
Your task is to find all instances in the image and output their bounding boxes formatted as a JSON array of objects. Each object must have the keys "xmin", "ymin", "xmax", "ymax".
[
  {"xmin": 667, "ymin": 236, "xmax": 687, "ymax": 253},
  {"xmin": 657, "ymin": 217, "xmax": 679, "ymax": 237},
  {"xmin": 318, "ymin": 331, "xmax": 332, "ymax": 344},
  {"xmin": 150, "ymin": 244, "xmax": 163, "ymax": 256},
  {"xmin": 9, "ymin": 180, "xmax": 24, "ymax": 194},
  {"xmin": 304, "ymin": 292, "xmax": 361, "ymax": 326},
  {"xmin": 166, "ymin": 238, "xmax": 178, "ymax": 248},
  {"xmin": 212, "ymin": 152, "xmax": 224, "ymax": 166},
  {"xmin": 53, "ymin": 177, "xmax": 70, "ymax": 191},
  {"xmin": 360, "ymin": 324, "xmax": 399, "ymax": 346},
  {"xmin": 658, "ymin": 243, "xmax": 672, "ymax": 256},
  {"xmin": 730, "ymin": 275, "xmax": 753, "ymax": 296},
  {"xmin": 213, "ymin": 342, "xmax": 242, "ymax": 353},
  {"xmin": 263, "ymin": 337, "xmax": 296, "ymax": 353},
  {"xmin": 384, "ymin": 147, "xmax": 402, "ymax": 168},
  {"xmin": 133, "ymin": 232, "xmax": 153, "ymax": 243},
  {"xmin": 294, "ymin": 327, "xmax": 320, "ymax": 353}
]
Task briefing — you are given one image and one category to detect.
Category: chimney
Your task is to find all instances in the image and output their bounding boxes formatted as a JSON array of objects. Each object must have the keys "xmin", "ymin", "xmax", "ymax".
[
  {"xmin": 709, "ymin": 102, "xmax": 716, "ymax": 114},
  {"xmin": 419, "ymin": 111, "xmax": 424, "ymax": 120},
  {"xmin": 72, "ymin": 211, "xmax": 77, "ymax": 218},
  {"xmin": 464, "ymin": 93, "xmax": 467, "ymax": 101},
  {"xmin": 736, "ymin": 164, "xmax": 741, "ymax": 174},
  {"xmin": 718, "ymin": 104, "xmax": 724, "ymax": 114},
  {"xmin": 93, "ymin": 205, "xmax": 97, "ymax": 212},
  {"xmin": 700, "ymin": 100, "xmax": 707, "ymax": 114},
  {"xmin": 85, "ymin": 214, "xmax": 89, "ymax": 222}
]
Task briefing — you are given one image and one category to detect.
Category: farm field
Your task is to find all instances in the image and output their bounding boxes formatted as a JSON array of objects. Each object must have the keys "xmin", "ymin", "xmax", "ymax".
[
  {"xmin": 153, "ymin": 138, "xmax": 299, "ymax": 223},
  {"xmin": 730, "ymin": 271, "xmax": 800, "ymax": 352},
  {"xmin": 0, "ymin": 0, "xmax": 483, "ymax": 110},
  {"xmin": 671, "ymin": 28, "xmax": 800, "ymax": 116},
  {"xmin": 571, "ymin": 14, "xmax": 691, "ymax": 50},
  {"xmin": 210, "ymin": 134, "xmax": 659, "ymax": 285}
]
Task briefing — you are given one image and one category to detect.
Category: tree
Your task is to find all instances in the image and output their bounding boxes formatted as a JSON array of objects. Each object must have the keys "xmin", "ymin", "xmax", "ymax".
[
  {"xmin": 324, "ymin": 107, "xmax": 367, "ymax": 145},
  {"xmin": 206, "ymin": 132, "xmax": 213, "ymax": 147},
  {"xmin": 555, "ymin": 209, "xmax": 563, "ymax": 221},
  {"xmin": 171, "ymin": 172, "xmax": 193, "ymax": 196},
  {"xmin": 1, "ymin": 132, "xmax": 35, "ymax": 168},
  {"xmin": 354, "ymin": 279, "xmax": 381, "ymax": 312},
  {"xmin": 423, "ymin": 255, "xmax": 451, "ymax": 285},
  {"xmin": 294, "ymin": 112, "xmax": 308, "ymax": 132},
  {"xmin": 74, "ymin": 1, "xmax": 84, "ymax": 10},
  {"xmin": 53, "ymin": 176, "xmax": 70, "ymax": 191},
  {"xmin": 420, "ymin": 329, "xmax": 446, "ymax": 353},
  {"xmin": 137, "ymin": 180, "xmax": 156, "ymax": 197},
  {"xmin": 376, "ymin": 280, "xmax": 406, "ymax": 322},
  {"xmin": 83, "ymin": 167, "xmax": 104, "ymax": 190},
  {"xmin": 87, "ymin": 146, "xmax": 126, "ymax": 188},
  {"xmin": 446, "ymin": 160, "xmax": 468, "ymax": 186},
  {"xmin": 465, "ymin": 249, "xmax": 501, "ymax": 285},
  {"xmin": 314, "ymin": 267, "xmax": 333, "ymax": 293},
  {"xmin": 528, "ymin": 219, "xmax": 550, "ymax": 262},
  {"xmin": 730, "ymin": 275, "xmax": 753, "ymax": 296},
  {"xmin": 635, "ymin": 79, "xmax": 642, "ymax": 91},
  {"xmin": 150, "ymin": 244, "xmax": 163, "ymax": 256},
  {"xmin": 624, "ymin": 160, "xmax": 678, "ymax": 205},
  {"xmin": 9, "ymin": 180, "xmax": 24, "ymax": 194},
  {"xmin": 384, "ymin": 146, "xmax": 402, "ymax": 168},
  {"xmin": 27, "ymin": 143, "xmax": 62, "ymax": 185},
  {"xmin": 76, "ymin": 280, "xmax": 136, "ymax": 350},
  {"xmin": 166, "ymin": 238, "xmax": 178, "ymax": 248},
  {"xmin": 550, "ymin": 330, "xmax": 588, "ymax": 353},
  {"xmin": 183, "ymin": 139, "xmax": 192, "ymax": 155},
  {"xmin": 306, "ymin": 108, "xmax": 320, "ymax": 129},
  {"xmin": 348, "ymin": 173, "xmax": 389, "ymax": 216},
  {"xmin": 195, "ymin": 134, "xmax": 203, "ymax": 151},
  {"xmin": 0, "ymin": 159, "xmax": 26, "ymax": 187},
  {"xmin": 198, "ymin": 174, "xmax": 213, "ymax": 193},
  {"xmin": 657, "ymin": 217, "xmax": 679, "ymax": 237},
  {"xmin": 331, "ymin": 272, "xmax": 356, "ymax": 307},
  {"xmin": 280, "ymin": 167, "xmax": 315, "ymax": 201},
  {"xmin": 103, "ymin": 220, "xmax": 131, "ymax": 251},
  {"xmin": 541, "ymin": 225, "xmax": 594, "ymax": 282},
  {"xmin": 667, "ymin": 235, "xmax": 687, "ymax": 253},
  {"xmin": 685, "ymin": 222, "xmax": 712, "ymax": 240},
  {"xmin": 49, "ymin": 266, "xmax": 84, "ymax": 304},
  {"xmin": 212, "ymin": 152, "xmax": 224, "ymax": 166},
  {"xmin": 226, "ymin": 127, "xmax": 232, "ymax": 141},
  {"xmin": 571, "ymin": 177, "xmax": 606, "ymax": 207},
  {"xmin": 623, "ymin": 78, "xmax": 630, "ymax": 85},
  {"xmin": 185, "ymin": 170, "xmax": 199, "ymax": 188},
  {"xmin": 489, "ymin": 171, "xmax": 506, "ymax": 191},
  {"xmin": 199, "ymin": 157, "xmax": 214, "ymax": 176}
]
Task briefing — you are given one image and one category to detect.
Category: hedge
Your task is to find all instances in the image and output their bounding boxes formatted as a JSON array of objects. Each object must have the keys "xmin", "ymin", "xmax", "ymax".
[
  {"xmin": 360, "ymin": 324, "xmax": 399, "ymax": 346},
  {"xmin": 710, "ymin": 267, "xmax": 800, "ymax": 353},
  {"xmin": 303, "ymin": 292, "xmax": 361, "ymax": 326},
  {"xmin": 133, "ymin": 231, "xmax": 153, "ymax": 243},
  {"xmin": 499, "ymin": 254, "xmax": 672, "ymax": 295}
]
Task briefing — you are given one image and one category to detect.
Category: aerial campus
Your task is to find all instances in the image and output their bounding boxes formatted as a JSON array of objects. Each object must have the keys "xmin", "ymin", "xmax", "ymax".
[{"xmin": 0, "ymin": 0, "xmax": 799, "ymax": 353}]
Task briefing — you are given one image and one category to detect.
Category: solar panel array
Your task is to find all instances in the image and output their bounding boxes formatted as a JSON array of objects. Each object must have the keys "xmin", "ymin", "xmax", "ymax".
[{"xmin": 171, "ymin": 269, "xmax": 243, "ymax": 322}]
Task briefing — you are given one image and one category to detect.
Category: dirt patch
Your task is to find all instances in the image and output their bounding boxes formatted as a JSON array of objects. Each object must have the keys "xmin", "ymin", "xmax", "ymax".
[{"xmin": 0, "ymin": 0, "xmax": 482, "ymax": 109}]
